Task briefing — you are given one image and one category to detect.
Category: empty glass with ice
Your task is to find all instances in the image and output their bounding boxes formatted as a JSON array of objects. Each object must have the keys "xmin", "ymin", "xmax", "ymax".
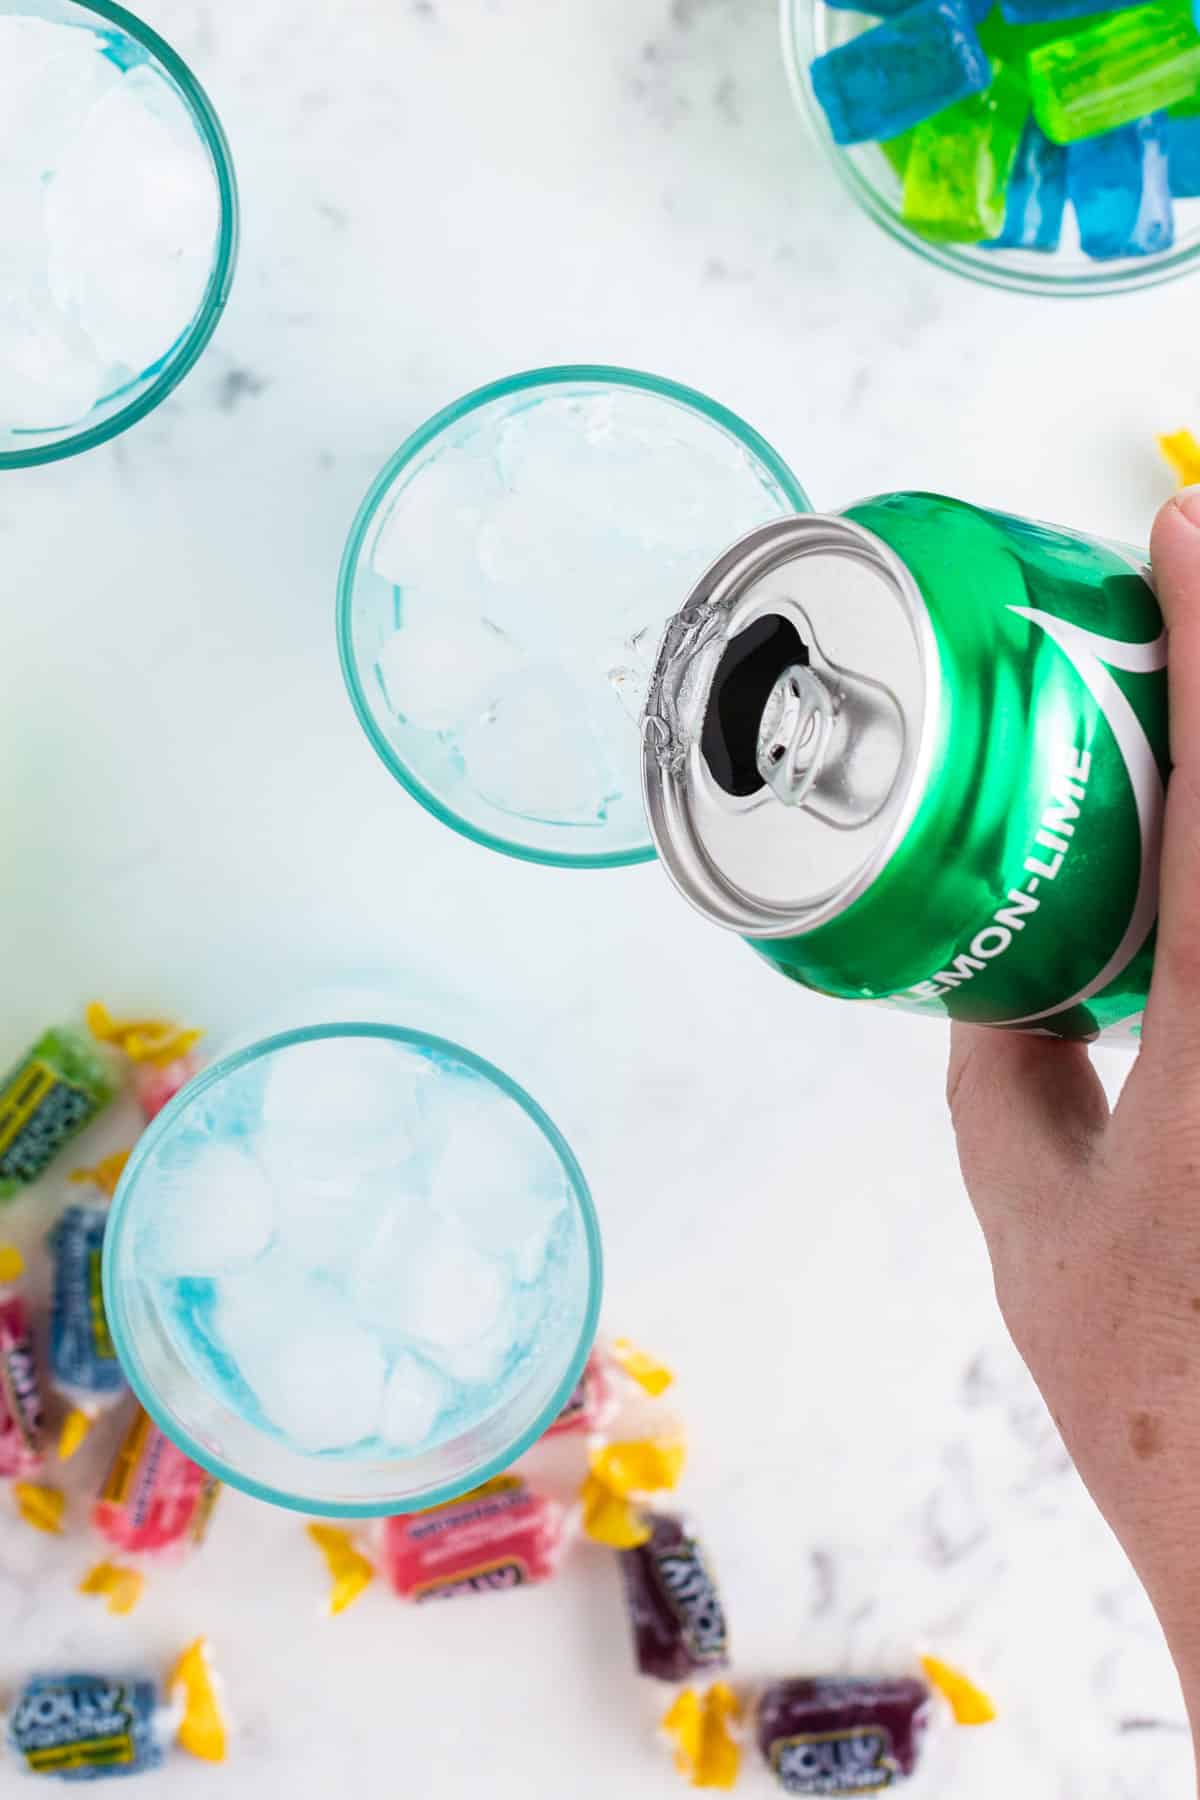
[
  {"xmin": 1, "ymin": 0, "xmax": 237, "ymax": 466},
  {"xmin": 102, "ymin": 1025, "xmax": 601, "ymax": 1514}
]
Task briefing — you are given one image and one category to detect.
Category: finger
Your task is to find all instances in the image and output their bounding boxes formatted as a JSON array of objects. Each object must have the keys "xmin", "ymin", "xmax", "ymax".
[
  {"xmin": 947, "ymin": 1023, "xmax": 1108, "ymax": 1240},
  {"xmin": 1142, "ymin": 491, "xmax": 1200, "ymax": 1070}
]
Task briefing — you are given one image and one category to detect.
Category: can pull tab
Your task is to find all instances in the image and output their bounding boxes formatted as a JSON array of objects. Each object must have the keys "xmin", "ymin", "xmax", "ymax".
[
  {"xmin": 756, "ymin": 666, "xmax": 835, "ymax": 809},
  {"xmin": 756, "ymin": 660, "xmax": 905, "ymax": 829}
]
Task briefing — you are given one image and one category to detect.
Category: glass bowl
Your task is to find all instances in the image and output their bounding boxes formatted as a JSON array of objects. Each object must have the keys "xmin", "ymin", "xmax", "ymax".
[
  {"xmin": 103, "ymin": 1023, "xmax": 602, "ymax": 1517},
  {"xmin": 781, "ymin": 0, "xmax": 1200, "ymax": 297},
  {"xmin": 0, "ymin": 0, "xmax": 238, "ymax": 467},
  {"xmin": 337, "ymin": 365, "xmax": 809, "ymax": 868}
]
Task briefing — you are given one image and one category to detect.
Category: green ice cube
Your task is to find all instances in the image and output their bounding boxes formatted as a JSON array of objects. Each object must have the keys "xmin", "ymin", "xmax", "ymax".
[
  {"xmin": 881, "ymin": 128, "xmax": 918, "ymax": 175},
  {"xmin": 1029, "ymin": 0, "xmax": 1200, "ymax": 143},
  {"xmin": 902, "ymin": 65, "xmax": 1029, "ymax": 239}
]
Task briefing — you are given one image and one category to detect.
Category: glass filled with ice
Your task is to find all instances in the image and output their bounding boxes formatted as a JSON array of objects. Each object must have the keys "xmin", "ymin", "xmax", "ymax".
[
  {"xmin": 337, "ymin": 366, "xmax": 809, "ymax": 866},
  {"xmin": 1, "ymin": 0, "xmax": 238, "ymax": 467},
  {"xmin": 103, "ymin": 1025, "xmax": 601, "ymax": 1515}
]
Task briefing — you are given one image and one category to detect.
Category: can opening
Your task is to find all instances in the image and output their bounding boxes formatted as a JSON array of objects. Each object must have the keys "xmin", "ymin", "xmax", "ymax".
[{"xmin": 700, "ymin": 614, "xmax": 807, "ymax": 797}]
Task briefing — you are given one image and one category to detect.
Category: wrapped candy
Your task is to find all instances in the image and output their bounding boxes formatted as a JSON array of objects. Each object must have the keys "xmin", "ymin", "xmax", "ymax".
[
  {"xmin": 91, "ymin": 1406, "xmax": 221, "ymax": 1557},
  {"xmin": 47, "ymin": 1202, "xmax": 128, "ymax": 1460},
  {"xmin": 545, "ymin": 1337, "xmax": 674, "ymax": 1439},
  {"xmin": 543, "ymin": 1352, "xmax": 615, "ymax": 1439},
  {"xmin": 381, "ymin": 1475, "xmax": 567, "ymax": 1602},
  {"xmin": 85, "ymin": 1006, "xmax": 203, "ymax": 1125},
  {"xmin": 0, "ymin": 1249, "xmax": 45, "ymax": 1478},
  {"xmin": 5, "ymin": 1639, "xmax": 227, "ymax": 1778},
  {"xmin": 659, "ymin": 1661, "xmax": 995, "ymax": 1793},
  {"xmin": 0, "ymin": 1028, "xmax": 118, "ymax": 1200},
  {"xmin": 756, "ymin": 1677, "xmax": 932, "ymax": 1791},
  {"xmin": 619, "ymin": 1512, "xmax": 730, "ymax": 1682}
]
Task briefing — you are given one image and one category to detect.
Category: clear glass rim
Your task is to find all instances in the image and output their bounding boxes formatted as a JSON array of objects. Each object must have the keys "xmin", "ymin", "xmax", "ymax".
[
  {"xmin": 0, "ymin": 0, "xmax": 240, "ymax": 469},
  {"xmin": 102, "ymin": 1021, "xmax": 605, "ymax": 1517},
  {"xmin": 780, "ymin": 0, "xmax": 1200, "ymax": 299},
  {"xmin": 335, "ymin": 361, "xmax": 812, "ymax": 870}
]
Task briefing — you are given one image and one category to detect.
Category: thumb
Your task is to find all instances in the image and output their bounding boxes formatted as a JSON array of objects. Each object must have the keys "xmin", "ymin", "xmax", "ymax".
[
  {"xmin": 947, "ymin": 1024, "xmax": 1108, "ymax": 1247},
  {"xmin": 1143, "ymin": 490, "xmax": 1200, "ymax": 1076}
]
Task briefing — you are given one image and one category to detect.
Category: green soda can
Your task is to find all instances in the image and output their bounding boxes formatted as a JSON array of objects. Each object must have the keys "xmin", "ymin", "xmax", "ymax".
[
  {"xmin": 641, "ymin": 493, "xmax": 1167, "ymax": 1045},
  {"xmin": 0, "ymin": 1028, "xmax": 118, "ymax": 1199}
]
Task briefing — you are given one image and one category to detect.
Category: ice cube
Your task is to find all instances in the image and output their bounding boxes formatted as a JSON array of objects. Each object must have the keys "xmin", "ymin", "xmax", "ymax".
[
  {"xmin": 262, "ymin": 1037, "xmax": 424, "ymax": 1130},
  {"xmin": 378, "ymin": 1351, "xmax": 449, "ymax": 1448},
  {"xmin": 371, "ymin": 451, "xmax": 503, "ymax": 594},
  {"xmin": 375, "ymin": 598, "xmax": 520, "ymax": 734},
  {"xmin": 0, "ymin": 292, "xmax": 109, "ymax": 432},
  {"xmin": 459, "ymin": 664, "xmax": 619, "ymax": 825},
  {"xmin": 427, "ymin": 1085, "xmax": 569, "ymax": 1282},
  {"xmin": 352, "ymin": 1215, "xmax": 507, "ymax": 1351},
  {"xmin": 149, "ymin": 1144, "xmax": 274, "ymax": 1277},
  {"xmin": 810, "ymin": 0, "xmax": 990, "ymax": 146},
  {"xmin": 46, "ymin": 64, "xmax": 220, "ymax": 374},
  {"xmin": 211, "ymin": 1263, "xmax": 386, "ymax": 1452}
]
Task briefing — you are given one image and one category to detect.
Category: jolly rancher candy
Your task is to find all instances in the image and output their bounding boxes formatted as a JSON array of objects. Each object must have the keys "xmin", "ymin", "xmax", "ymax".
[
  {"xmin": 381, "ymin": 1475, "xmax": 567, "ymax": 1601},
  {"xmin": 619, "ymin": 1513, "xmax": 730, "ymax": 1683},
  {"xmin": 91, "ymin": 1406, "xmax": 220, "ymax": 1558},
  {"xmin": 0, "ymin": 1029, "xmax": 117, "ymax": 1201},
  {"xmin": 48, "ymin": 1197, "xmax": 128, "ymax": 1460},
  {"xmin": 5, "ymin": 1641, "xmax": 227, "ymax": 1779},
  {"xmin": 0, "ymin": 1249, "xmax": 45, "ymax": 1479}
]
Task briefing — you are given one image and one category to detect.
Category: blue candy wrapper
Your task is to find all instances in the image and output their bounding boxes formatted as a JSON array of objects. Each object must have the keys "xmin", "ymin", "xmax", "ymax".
[
  {"xmin": 7, "ymin": 1644, "xmax": 227, "ymax": 1780},
  {"xmin": 48, "ymin": 1206, "xmax": 126, "ymax": 1458},
  {"xmin": 7, "ymin": 1675, "xmax": 164, "ymax": 1781}
]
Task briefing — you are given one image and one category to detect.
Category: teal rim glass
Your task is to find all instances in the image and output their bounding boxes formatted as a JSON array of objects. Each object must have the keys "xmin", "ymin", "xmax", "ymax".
[
  {"xmin": 781, "ymin": 0, "xmax": 1200, "ymax": 298},
  {"xmin": 337, "ymin": 364, "xmax": 810, "ymax": 870},
  {"xmin": 103, "ymin": 1023, "xmax": 603, "ymax": 1517},
  {"xmin": 1, "ymin": 0, "xmax": 239, "ymax": 468}
]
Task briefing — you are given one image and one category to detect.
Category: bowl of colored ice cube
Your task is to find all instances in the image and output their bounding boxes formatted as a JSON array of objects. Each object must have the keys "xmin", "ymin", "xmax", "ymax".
[
  {"xmin": 337, "ymin": 365, "xmax": 809, "ymax": 867},
  {"xmin": 0, "ymin": 0, "xmax": 238, "ymax": 467},
  {"xmin": 103, "ymin": 1024, "xmax": 602, "ymax": 1515},
  {"xmin": 782, "ymin": 0, "xmax": 1200, "ymax": 293}
]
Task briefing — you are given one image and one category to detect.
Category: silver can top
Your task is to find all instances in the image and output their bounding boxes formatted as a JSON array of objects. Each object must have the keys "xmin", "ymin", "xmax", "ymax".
[{"xmin": 640, "ymin": 513, "xmax": 940, "ymax": 938}]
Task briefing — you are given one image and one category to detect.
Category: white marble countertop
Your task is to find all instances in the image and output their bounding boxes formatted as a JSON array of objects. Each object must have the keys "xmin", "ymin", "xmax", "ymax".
[{"xmin": 2, "ymin": 0, "xmax": 1198, "ymax": 1793}]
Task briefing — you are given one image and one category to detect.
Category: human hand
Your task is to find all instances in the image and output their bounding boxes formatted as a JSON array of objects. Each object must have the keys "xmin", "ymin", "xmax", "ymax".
[{"xmin": 947, "ymin": 488, "xmax": 1200, "ymax": 1756}]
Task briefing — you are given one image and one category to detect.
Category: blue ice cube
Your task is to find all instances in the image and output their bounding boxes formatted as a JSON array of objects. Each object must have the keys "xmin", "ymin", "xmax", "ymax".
[
  {"xmin": 986, "ymin": 119, "xmax": 1068, "ymax": 248},
  {"xmin": 810, "ymin": 0, "xmax": 991, "ymax": 145},
  {"xmin": 1000, "ymin": 0, "xmax": 1140, "ymax": 20},
  {"xmin": 1169, "ymin": 111, "xmax": 1200, "ymax": 195},
  {"xmin": 1068, "ymin": 114, "xmax": 1175, "ymax": 260},
  {"xmin": 826, "ymin": 0, "xmax": 990, "ymax": 18}
]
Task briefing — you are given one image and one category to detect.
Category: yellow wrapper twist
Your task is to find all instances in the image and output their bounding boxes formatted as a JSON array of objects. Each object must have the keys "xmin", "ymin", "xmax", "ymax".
[
  {"xmin": 580, "ymin": 1433, "xmax": 687, "ymax": 1548},
  {"xmin": 70, "ymin": 1150, "xmax": 131, "ymax": 1199},
  {"xmin": 661, "ymin": 1683, "xmax": 741, "ymax": 1789},
  {"xmin": 1159, "ymin": 431, "xmax": 1200, "ymax": 488},
  {"xmin": 611, "ymin": 1337, "xmax": 674, "ymax": 1397},
  {"xmin": 87, "ymin": 1003, "xmax": 203, "ymax": 1068},
  {"xmin": 79, "ymin": 1561, "xmax": 145, "ymax": 1616},
  {"xmin": 13, "ymin": 1483, "xmax": 65, "ymax": 1534},
  {"xmin": 169, "ymin": 1638, "xmax": 228, "ymax": 1763},
  {"xmin": 0, "ymin": 1246, "xmax": 23, "ymax": 1285},
  {"xmin": 307, "ymin": 1524, "xmax": 375, "ymax": 1615},
  {"xmin": 920, "ymin": 1655, "xmax": 997, "ymax": 1726},
  {"xmin": 58, "ymin": 1408, "xmax": 94, "ymax": 1462}
]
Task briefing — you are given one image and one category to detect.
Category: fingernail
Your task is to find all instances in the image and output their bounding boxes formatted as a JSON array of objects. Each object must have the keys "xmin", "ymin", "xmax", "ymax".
[{"xmin": 1174, "ymin": 485, "xmax": 1200, "ymax": 528}]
